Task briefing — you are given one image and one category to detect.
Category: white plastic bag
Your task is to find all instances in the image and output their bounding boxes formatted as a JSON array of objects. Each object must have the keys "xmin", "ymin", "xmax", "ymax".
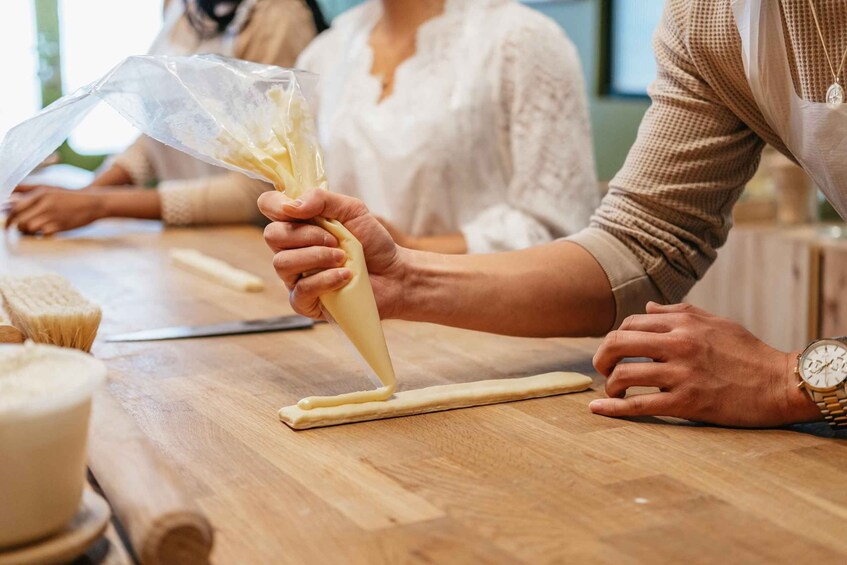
[
  {"xmin": 0, "ymin": 54, "xmax": 395, "ymax": 407},
  {"xmin": 0, "ymin": 54, "xmax": 319, "ymax": 198}
]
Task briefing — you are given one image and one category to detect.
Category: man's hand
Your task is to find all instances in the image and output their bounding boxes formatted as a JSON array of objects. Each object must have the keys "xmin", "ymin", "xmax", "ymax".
[
  {"xmin": 5, "ymin": 187, "xmax": 106, "ymax": 235},
  {"xmin": 589, "ymin": 302, "xmax": 821, "ymax": 427},
  {"xmin": 258, "ymin": 190, "xmax": 409, "ymax": 320}
]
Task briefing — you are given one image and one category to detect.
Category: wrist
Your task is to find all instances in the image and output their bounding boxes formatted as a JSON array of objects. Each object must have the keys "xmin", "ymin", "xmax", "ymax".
[
  {"xmin": 394, "ymin": 248, "xmax": 453, "ymax": 322},
  {"xmin": 93, "ymin": 191, "xmax": 116, "ymax": 220},
  {"xmin": 779, "ymin": 349, "xmax": 824, "ymax": 424}
]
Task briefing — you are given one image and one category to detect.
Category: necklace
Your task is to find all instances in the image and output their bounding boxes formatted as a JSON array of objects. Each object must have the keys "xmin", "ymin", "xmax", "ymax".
[{"xmin": 807, "ymin": 0, "xmax": 847, "ymax": 108}]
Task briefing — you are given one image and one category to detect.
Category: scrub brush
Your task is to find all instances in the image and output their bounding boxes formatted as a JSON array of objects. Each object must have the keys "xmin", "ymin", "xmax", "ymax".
[{"xmin": 0, "ymin": 274, "xmax": 102, "ymax": 352}]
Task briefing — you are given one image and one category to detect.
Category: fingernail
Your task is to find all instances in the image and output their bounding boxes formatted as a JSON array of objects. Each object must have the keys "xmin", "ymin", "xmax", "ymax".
[
  {"xmin": 339, "ymin": 269, "xmax": 352, "ymax": 281},
  {"xmin": 284, "ymin": 199, "xmax": 304, "ymax": 208},
  {"xmin": 589, "ymin": 399, "xmax": 606, "ymax": 412},
  {"xmin": 333, "ymin": 249, "xmax": 346, "ymax": 264}
]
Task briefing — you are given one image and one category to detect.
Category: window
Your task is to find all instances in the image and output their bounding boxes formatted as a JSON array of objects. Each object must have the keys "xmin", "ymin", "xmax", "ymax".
[
  {"xmin": 601, "ymin": 0, "xmax": 665, "ymax": 97},
  {"xmin": 0, "ymin": 2, "xmax": 40, "ymax": 141},
  {"xmin": 58, "ymin": 0, "xmax": 163, "ymax": 155}
]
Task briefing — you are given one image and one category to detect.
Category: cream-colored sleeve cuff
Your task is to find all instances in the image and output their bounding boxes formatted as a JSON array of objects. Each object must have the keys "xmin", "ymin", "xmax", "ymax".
[
  {"xmin": 159, "ymin": 174, "xmax": 272, "ymax": 227},
  {"xmin": 565, "ymin": 227, "xmax": 665, "ymax": 329},
  {"xmin": 111, "ymin": 137, "xmax": 155, "ymax": 186}
]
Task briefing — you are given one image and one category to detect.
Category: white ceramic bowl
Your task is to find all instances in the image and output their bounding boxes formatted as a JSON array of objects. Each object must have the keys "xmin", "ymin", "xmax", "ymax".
[{"xmin": 0, "ymin": 343, "xmax": 106, "ymax": 548}]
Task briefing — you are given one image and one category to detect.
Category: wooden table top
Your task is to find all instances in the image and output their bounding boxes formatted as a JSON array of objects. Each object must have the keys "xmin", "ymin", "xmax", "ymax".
[{"xmin": 4, "ymin": 221, "xmax": 847, "ymax": 564}]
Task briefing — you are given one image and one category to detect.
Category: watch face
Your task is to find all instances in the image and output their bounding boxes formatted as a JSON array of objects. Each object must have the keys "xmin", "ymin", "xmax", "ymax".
[{"xmin": 799, "ymin": 340, "xmax": 847, "ymax": 389}]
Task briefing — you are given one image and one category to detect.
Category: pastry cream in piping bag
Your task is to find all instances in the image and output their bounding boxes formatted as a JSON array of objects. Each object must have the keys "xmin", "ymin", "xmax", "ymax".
[{"xmin": 220, "ymin": 86, "xmax": 397, "ymax": 409}]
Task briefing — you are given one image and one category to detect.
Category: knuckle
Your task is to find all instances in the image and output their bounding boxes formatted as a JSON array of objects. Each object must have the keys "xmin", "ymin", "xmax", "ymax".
[
  {"xmin": 619, "ymin": 315, "xmax": 640, "ymax": 330},
  {"xmin": 272, "ymin": 251, "xmax": 291, "ymax": 272},
  {"xmin": 612, "ymin": 362, "xmax": 632, "ymax": 383},
  {"xmin": 263, "ymin": 222, "xmax": 278, "ymax": 242}
]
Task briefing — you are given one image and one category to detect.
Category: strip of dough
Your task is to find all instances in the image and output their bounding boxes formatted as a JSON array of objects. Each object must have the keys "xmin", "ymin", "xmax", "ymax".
[
  {"xmin": 279, "ymin": 372, "xmax": 593, "ymax": 430},
  {"xmin": 170, "ymin": 248, "xmax": 264, "ymax": 293}
]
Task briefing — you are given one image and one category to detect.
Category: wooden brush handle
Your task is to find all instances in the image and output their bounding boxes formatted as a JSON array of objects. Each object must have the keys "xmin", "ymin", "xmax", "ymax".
[
  {"xmin": 0, "ymin": 324, "xmax": 24, "ymax": 343},
  {"xmin": 88, "ymin": 390, "xmax": 214, "ymax": 565}
]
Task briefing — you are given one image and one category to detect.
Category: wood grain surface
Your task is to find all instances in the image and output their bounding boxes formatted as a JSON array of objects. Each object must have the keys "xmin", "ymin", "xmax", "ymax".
[{"xmin": 3, "ymin": 221, "xmax": 846, "ymax": 564}]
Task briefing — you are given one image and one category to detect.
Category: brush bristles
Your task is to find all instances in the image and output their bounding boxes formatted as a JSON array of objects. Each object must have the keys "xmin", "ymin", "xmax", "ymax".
[{"xmin": 0, "ymin": 274, "xmax": 102, "ymax": 352}]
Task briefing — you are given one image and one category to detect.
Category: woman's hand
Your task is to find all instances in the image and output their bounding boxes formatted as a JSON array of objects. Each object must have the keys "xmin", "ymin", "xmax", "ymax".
[
  {"xmin": 589, "ymin": 302, "xmax": 821, "ymax": 427},
  {"xmin": 5, "ymin": 187, "xmax": 106, "ymax": 235},
  {"xmin": 258, "ymin": 190, "xmax": 409, "ymax": 320}
]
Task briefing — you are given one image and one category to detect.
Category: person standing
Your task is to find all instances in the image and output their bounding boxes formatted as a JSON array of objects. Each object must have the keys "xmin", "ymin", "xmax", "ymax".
[{"xmin": 260, "ymin": 0, "xmax": 847, "ymax": 429}]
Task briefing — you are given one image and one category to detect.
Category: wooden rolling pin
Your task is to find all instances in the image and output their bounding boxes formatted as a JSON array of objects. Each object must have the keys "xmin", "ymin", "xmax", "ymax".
[{"xmin": 88, "ymin": 390, "xmax": 214, "ymax": 565}]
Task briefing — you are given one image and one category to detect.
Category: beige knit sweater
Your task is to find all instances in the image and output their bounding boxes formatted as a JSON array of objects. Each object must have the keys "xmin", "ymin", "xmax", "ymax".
[{"xmin": 568, "ymin": 0, "xmax": 847, "ymax": 327}]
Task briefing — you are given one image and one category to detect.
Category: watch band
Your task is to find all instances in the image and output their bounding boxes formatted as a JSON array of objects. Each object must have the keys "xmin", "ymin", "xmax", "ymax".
[
  {"xmin": 800, "ymin": 336, "xmax": 847, "ymax": 429},
  {"xmin": 810, "ymin": 388, "xmax": 847, "ymax": 429}
]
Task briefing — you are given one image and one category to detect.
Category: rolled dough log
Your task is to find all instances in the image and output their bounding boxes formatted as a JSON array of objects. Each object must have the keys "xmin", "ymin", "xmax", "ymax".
[
  {"xmin": 279, "ymin": 372, "xmax": 592, "ymax": 430},
  {"xmin": 170, "ymin": 248, "xmax": 264, "ymax": 293}
]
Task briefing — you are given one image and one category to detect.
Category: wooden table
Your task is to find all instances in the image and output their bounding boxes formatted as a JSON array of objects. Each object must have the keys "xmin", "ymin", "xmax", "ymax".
[{"xmin": 4, "ymin": 221, "xmax": 847, "ymax": 564}]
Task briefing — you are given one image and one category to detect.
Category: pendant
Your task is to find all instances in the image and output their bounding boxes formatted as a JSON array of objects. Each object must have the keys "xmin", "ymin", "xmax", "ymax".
[{"xmin": 826, "ymin": 82, "xmax": 844, "ymax": 109}]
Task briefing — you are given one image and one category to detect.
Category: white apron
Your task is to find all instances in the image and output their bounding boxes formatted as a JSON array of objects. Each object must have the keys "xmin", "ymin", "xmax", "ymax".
[
  {"xmin": 733, "ymin": 0, "xmax": 847, "ymax": 217},
  {"xmin": 136, "ymin": 0, "xmax": 255, "ymax": 182}
]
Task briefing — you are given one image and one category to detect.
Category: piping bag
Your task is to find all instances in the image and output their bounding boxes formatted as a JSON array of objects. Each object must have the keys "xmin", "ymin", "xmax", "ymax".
[{"xmin": 0, "ymin": 54, "xmax": 396, "ymax": 408}]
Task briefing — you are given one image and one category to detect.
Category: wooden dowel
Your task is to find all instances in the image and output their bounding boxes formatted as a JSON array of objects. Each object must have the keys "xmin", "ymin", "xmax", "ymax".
[{"xmin": 88, "ymin": 390, "xmax": 214, "ymax": 565}]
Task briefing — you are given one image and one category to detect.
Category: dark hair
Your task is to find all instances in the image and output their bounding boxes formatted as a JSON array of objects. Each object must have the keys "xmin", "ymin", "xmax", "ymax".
[
  {"xmin": 185, "ymin": 0, "xmax": 328, "ymax": 36},
  {"xmin": 304, "ymin": 0, "xmax": 328, "ymax": 34}
]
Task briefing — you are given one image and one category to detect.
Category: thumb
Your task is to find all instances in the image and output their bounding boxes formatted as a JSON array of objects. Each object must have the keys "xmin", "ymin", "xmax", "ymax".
[{"xmin": 283, "ymin": 189, "xmax": 370, "ymax": 224}]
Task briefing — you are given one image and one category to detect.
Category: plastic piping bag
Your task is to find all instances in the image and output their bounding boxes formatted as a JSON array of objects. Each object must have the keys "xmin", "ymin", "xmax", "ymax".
[{"xmin": 0, "ymin": 54, "xmax": 396, "ymax": 408}]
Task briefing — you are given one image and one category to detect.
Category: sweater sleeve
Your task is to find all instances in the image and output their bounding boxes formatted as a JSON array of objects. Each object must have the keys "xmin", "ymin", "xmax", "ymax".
[
  {"xmin": 159, "ymin": 172, "xmax": 272, "ymax": 226},
  {"xmin": 567, "ymin": 0, "xmax": 765, "ymax": 327},
  {"xmin": 460, "ymin": 16, "xmax": 600, "ymax": 254},
  {"xmin": 110, "ymin": 136, "xmax": 156, "ymax": 186}
]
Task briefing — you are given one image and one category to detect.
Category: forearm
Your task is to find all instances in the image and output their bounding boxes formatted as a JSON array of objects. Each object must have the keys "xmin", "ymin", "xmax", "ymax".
[
  {"xmin": 407, "ymin": 233, "xmax": 468, "ymax": 254},
  {"xmin": 98, "ymin": 189, "xmax": 162, "ymax": 220},
  {"xmin": 88, "ymin": 164, "xmax": 133, "ymax": 189},
  {"xmin": 398, "ymin": 240, "xmax": 615, "ymax": 337}
]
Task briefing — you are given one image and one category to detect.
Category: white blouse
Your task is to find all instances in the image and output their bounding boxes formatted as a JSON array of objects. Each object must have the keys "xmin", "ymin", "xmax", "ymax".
[{"xmin": 297, "ymin": 0, "xmax": 599, "ymax": 253}]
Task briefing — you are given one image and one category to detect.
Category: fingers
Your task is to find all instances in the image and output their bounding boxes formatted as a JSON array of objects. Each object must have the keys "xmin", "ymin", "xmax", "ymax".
[
  {"xmin": 589, "ymin": 393, "xmax": 675, "ymax": 418},
  {"xmin": 272, "ymin": 247, "xmax": 347, "ymax": 288},
  {"xmin": 263, "ymin": 221, "xmax": 337, "ymax": 253},
  {"xmin": 645, "ymin": 301, "xmax": 715, "ymax": 317},
  {"xmin": 12, "ymin": 184, "xmax": 40, "ymax": 194},
  {"xmin": 265, "ymin": 189, "xmax": 369, "ymax": 224},
  {"xmin": 618, "ymin": 312, "xmax": 697, "ymax": 333},
  {"xmin": 604, "ymin": 361, "xmax": 673, "ymax": 398},
  {"xmin": 7, "ymin": 196, "xmax": 49, "ymax": 233},
  {"xmin": 593, "ymin": 330, "xmax": 673, "ymax": 376},
  {"xmin": 19, "ymin": 214, "xmax": 55, "ymax": 235},
  {"xmin": 289, "ymin": 268, "xmax": 352, "ymax": 318}
]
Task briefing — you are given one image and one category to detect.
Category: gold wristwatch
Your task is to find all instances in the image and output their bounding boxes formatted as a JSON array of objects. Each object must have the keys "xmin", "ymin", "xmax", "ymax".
[{"xmin": 796, "ymin": 338, "xmax": 847, "ymax": 428}]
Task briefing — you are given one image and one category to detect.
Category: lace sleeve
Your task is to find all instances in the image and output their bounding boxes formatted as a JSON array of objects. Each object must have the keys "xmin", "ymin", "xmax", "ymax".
[{"xmin": 461, "ymin": 15, "xmax": 599, "ymax": 254}]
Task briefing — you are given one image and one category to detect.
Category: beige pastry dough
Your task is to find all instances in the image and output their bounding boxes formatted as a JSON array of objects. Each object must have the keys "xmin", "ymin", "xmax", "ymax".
[
  {"xmin": 278, "ymin": 372, "xmax": 593, "ymax": 430},
  {"xmin": 170, "ymin": 248, "xmax": 264, "ymax": 292}
]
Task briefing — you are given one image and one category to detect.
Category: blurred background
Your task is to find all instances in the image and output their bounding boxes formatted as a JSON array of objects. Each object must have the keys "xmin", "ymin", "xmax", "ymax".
[{"xmin": 0, "ymin": 0, "xmax": 662, "ymax": 181}]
